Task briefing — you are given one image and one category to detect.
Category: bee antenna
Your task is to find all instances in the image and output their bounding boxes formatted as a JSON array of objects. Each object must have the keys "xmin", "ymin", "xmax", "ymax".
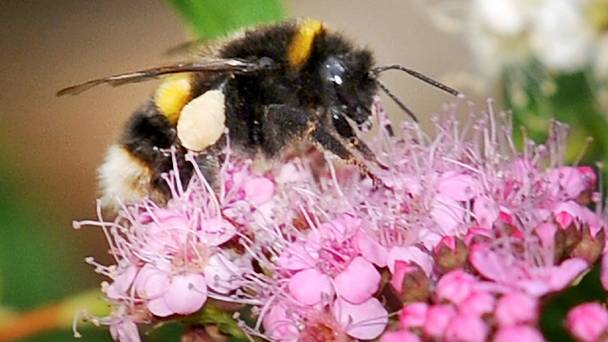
[
  {"xmin": 372, "ymin": 65, "xmax": 462, "ymax": 97},
  {"xmin": 374, "ymin": 79, "xmax": 418, "ymax": 123}
]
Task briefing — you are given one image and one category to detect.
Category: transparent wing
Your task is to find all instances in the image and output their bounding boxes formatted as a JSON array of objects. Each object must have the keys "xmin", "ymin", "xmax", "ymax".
[{"xmin": 57, "ymin": 58, "xmax": 261, "ymax": 96}]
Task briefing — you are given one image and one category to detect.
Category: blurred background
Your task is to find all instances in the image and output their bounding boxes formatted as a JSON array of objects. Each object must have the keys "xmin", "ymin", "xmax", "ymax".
[{"xmin": 6, "ymin": 0, "xmax": 607, "ymax": 341}]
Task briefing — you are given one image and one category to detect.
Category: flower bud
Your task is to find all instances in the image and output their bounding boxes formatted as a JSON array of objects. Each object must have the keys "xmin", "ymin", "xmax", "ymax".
[
  {"xmin": 553, "ymin": 223, "xmax": 582, "ymax": 262},
  {"xmin": 433, "ymin": 237, "xmax": 469, "ymax": 275},
  {"xmin": 495, "ymin": 292, "xmax": 538, "ymax": 327},
  {"xmin": 570, "ymin": 226, "xmax": 605, "ymax": 264},
  {"xmin": 494, "ymin": 325, "xmax": 544, "ymax": 342},
  {"xmin": 444, "ymin": 314, "xmax": 488, "ymax": 342},
  {"xmin": 423, "ymin": 304, "xmax": 456, "ymax": 339},
  {"xmin": 390, "ymin": 262, "xmax": 431, "ymax": 303},
  {"xmin": 436, "ymin": 269, "xmax": 477, "ymax": 305},
  {"xmin": 566, "ymin": 303, "xmax": 608, "ymax": 342}
]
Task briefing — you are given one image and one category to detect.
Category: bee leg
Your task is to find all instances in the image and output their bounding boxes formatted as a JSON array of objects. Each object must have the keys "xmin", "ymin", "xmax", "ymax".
[
  {"xmin": 330, "ymin": 113, "xmax": 388, "ymax": 170},
  {"xmin": 311, "ymin": 124, "xmax": 385, "ymax": 188}
]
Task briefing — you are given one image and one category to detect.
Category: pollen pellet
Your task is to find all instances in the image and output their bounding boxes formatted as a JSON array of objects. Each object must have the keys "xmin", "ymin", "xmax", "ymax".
[{"xmin": 177, "ymin": 90, "xmax": 226, "ymax": 152}]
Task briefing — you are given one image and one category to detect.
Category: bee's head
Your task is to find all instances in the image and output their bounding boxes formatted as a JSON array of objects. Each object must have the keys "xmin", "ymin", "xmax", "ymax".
[{"xmin": 319, "ymin": 50, "xmax": 377, "ymax": 128}]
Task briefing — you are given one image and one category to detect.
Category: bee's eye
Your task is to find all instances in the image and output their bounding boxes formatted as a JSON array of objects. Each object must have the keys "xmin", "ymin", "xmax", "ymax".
[{"xmin": 321, "ymin": 56, "xmax": 346, "ymax": 86}]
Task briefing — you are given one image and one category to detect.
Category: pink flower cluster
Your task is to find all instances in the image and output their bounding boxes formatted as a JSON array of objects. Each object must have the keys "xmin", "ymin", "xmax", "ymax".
[{"xmin": 76, "ymin": 101, "xmax": 608, "ymax": 342}]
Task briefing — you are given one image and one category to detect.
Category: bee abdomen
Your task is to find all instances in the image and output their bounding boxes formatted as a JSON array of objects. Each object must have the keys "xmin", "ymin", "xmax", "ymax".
[{"xmin": 98, "ymin": 144, "xmax": 157, "ymax": 210}]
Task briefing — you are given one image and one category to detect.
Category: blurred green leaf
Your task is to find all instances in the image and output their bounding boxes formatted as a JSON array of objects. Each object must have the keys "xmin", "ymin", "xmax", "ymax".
[
  {"xmin": 503, "ymin": 65, "xmax": 608, "ymax": 167},
  {"xmin": 167, "ymin": 0, "xmax": 285, "ymax": 40},
  {"xmin": 540, "ymin": 264, "xmax": 605, "ymax": 342}
]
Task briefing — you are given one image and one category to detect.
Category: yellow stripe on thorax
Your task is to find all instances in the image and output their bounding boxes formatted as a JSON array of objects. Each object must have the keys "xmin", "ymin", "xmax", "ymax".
[
  {"xmin": 287, "ymin": 19, "xmax": 325, "ymax": 68},
  {"xmin": 154, "ymin": 74, "xmax": 193, "ymax": 124}
]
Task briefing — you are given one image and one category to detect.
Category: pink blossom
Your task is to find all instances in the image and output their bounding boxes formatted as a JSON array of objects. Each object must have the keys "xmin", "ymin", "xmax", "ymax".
[
  {"xmin": 76, "ymin": 99, "xmax": 608, "ymax": 342},
  {"xmin": 279, "ymin": 214, "xmax": 381, "ymax": 305},
  {"xmin": 470, "ymin": 242, "xmax": 588, "ymax": 296},
  {"xmin": 436, "ymin": 269, "xmax": 478, "ymax": 304},
  {"xmin": 494, "ymin": 325, "xmax": 545, "ymax": 342},
  {"xmin": 399, "ymin": 302, "xmax": 428, "ymax": 328},
  {"xmin": 495, "ymin": 292, "xmax": 538, "ymax": 327},
  {"xmin": 424, "ymin": 304, "xmax": 456, "ymax": 339},
  {"xmin": 263, "ymin": 297, "xmax": 388, "ymax": 341},
  {"xmin": 566, "ymin": 303, "xmax": 608, "ymax": 342},
  {"xmin": 473, "ymin": 196, "xmax": 500, "ymax": 229},
  {"xmin": 459, "ymin": 291, "xmax": 495, "ymax": 316},
  {"xmin": 444, "ymin": 314, "xmax": 488, "ymax": 342},
  {"xmin": 381, "ymin": 330, "xmax": 421, "ymax": 342},
  {"xmin": 546, "ymin": 166, "xmax": 594, "ymax": 200},
  {"xmin": 109, "ymin": 318, "xmax": 140, "ymax": 342}
]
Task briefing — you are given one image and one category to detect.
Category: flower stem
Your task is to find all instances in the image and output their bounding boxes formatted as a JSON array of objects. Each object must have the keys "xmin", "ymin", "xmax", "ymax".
[{"xmin": 0, "ymin": 289, "xmax": 109, "ymax": 341}]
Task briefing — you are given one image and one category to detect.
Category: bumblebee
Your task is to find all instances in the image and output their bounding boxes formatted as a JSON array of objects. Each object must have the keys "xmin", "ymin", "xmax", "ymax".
[{"xmin": 58, "ymin": 19, "xmax": 460, "ymax": 209}]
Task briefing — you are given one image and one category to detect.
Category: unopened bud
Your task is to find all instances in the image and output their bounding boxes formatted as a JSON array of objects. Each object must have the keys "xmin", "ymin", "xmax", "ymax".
[
  {"xmin": 554, "ymin": 223, "xmax": 582, "ymax": 262},
  {"xmin": 571, "ymin": 226, "xmax": 605, "ymax": 264},
  {"xmin": 434, "ymin": 237, "xmax": 469, "ymax": 275},
  {"xmin": 390, "ymin": 262, "xmax": 431, "ymax": 303}
]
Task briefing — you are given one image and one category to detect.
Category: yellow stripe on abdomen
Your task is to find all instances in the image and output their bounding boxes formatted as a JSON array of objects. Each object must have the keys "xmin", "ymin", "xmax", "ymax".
[
  {"xmin": 287, "ymin": 19, "xmax": 325, "ymax": 68},
  {"xmin": 154, "ymin": 74, "xmax": 193, "ymax": 124}
]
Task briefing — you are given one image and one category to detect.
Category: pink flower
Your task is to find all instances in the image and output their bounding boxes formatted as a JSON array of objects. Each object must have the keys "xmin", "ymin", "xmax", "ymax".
[
  {"xmin": 263, "ymin": 297, "xmax": 388, "ymax": 341},
  {"xmin": 381, "ymin": 330, "xmax": 421, "ymax": 342},
  {"xmin": 444, "ymin": 314, "xmax": 488, "ymax": 342},
  {"xmin": 77, "ymin": 98, "xmax": 608, "ymax": 341},
  {"xmin": 424, "ymin": 304, "xmax": 456, "ymax": 339},
  {"xmin": 436, "ymin": 269, "xmax": 479, "ymax": 304},
  {"xmin": 547, "ymin": 166, "xmax": 594, "ymax": 200},
  {"xmin": 135, "ymin": 266, "xmax": 207, "ymax": 317},
  {"xmin": 470, "ymin": 242, "xmax": 589, "ymax": 296},
  {"xmin": 399, "ymin": 302, "xmax": 428, "ymax": 328},
  {"xmin": 494, "ymin": 325, "xmax": 544, "ymax": 342},
  {"xmin": 495, "ymin": 292, "xmax": 538, "ymax": 327},
  {"xmin": 459, "ymin": 291, "xmax": 495, "ymax": 316},
  {"xmin": 109, "ymin": 318, "xmax": 140, "ymax": 342},
  {"xmin": 279, "ymin": 214, "xmax": 381, "ymax": 305},
  {"xmin": 566, "ymin": 303, "xmax": 608, "ymax": 342},
  {"xmin": 473, "ymin": 196, "xmax": 500, "ymax": 229}
]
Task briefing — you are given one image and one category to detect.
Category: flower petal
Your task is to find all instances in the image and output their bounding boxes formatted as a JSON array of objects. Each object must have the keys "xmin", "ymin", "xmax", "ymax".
[
  {"xmin": 244, "ymin": 177, "xmax": 275, "ymax": 205},
  {"xmin": 288, "ymin": 268, "xmax": 333, "ymax": 305},
  {"xmin": 333, "ymin": 297, "xmax": 388, "ymax": 340},
  {"xmin": 106, "ymin": 265, "xmax": 138, "ymax": 300},
  {"xmin": 277, "ymin": 242, "xmax": 316, "ymax": 271},
  {"xmin": 204, "ymin": 254, "xmax": 241, "ymax": 294},
  {"xmin": 387, "ymin": 246, "xmax": 433, "ymax": 275},
  {"xmin": 147, "ymin": 297, "xmax": 174, "ymax": 317},
  {"xmin": 431, "ymin": 194, "xmax": 465, "ymax": 235},
  {"xmin": 334, "ymin": 257, "xmax": 381, "ymax": 304},
  {"xmin": 473, "ymin": 196, "xmax": 499, "ymax": 228},
  {"xmin": 199, "ymin": 216, "xmax": 236, "ymax": 246},
  {"xmin": 134, "ymin": 265, "xmax": 170, "ymax": 299},
  {"xmin": 356, "ymin": 231, "xmax": 389, "ymax": 267},
  {"xmin": 163, "ymin": 273, "xmax": 208, "ymax": 315},
  {"xmin": 439, "ymin": 172, "xmax": 479, "ymax": 201},
  {"xmin": 549, "ymin": 258, "xmax": 588, "ymax": 291}
]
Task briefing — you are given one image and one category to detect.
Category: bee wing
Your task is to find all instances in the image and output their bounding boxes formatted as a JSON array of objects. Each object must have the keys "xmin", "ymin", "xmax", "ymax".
[{"xmin": 57, "ymin": 59, "xmax": 261, "ymax": 96}]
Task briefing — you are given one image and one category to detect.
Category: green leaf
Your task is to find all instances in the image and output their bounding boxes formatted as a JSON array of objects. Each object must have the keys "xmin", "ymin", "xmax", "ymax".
[
  {"xmin": 503, "ymin": 64, "xmax": 608, "ymax": 169},
  {"xmin": 167, "ymin": 0, "xmax": 285, "ymax": 40},
  {"xmin": 540, "ymin": 264, "xmax": 605, "ymax": 342}
]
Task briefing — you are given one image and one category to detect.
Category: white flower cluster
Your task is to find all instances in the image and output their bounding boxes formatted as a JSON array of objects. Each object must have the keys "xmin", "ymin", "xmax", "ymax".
[{"xmin": 424, "ymin": 0, "xmax": 608, "ymax": 76}]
